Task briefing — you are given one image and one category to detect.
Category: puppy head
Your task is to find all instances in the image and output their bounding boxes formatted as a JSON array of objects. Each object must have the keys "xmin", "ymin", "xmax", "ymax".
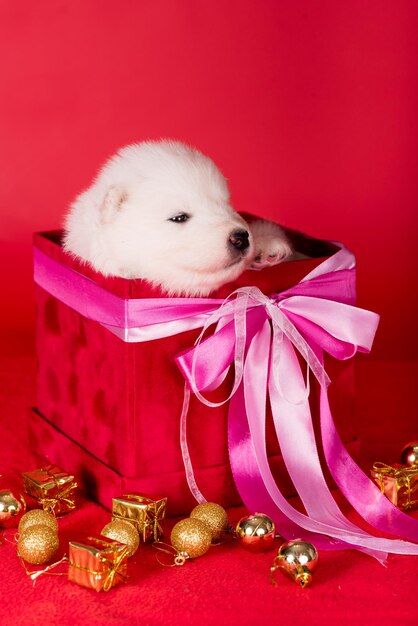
[{"xmin": 69, "ymin": 141, "xmax": 253, "ymax": 295}]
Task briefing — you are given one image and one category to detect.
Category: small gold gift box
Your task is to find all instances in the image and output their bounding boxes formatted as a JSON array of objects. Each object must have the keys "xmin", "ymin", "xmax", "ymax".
[
  {"xmin": 371, "ymin": 462, "xmax": 418, "ymax": 511},
  {"xmin": 68, "ymin": 536, "xmax": 128, "ymax": 592},
  {"xmin": 22, "ymin": 464, "xmax": 77, "ymax": 515},
  {"xmin": 112, "ymin": 494, "xmax": 167, "ymax": 542}
]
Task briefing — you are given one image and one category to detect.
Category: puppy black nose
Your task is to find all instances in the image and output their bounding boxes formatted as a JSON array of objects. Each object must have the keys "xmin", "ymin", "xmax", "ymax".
[{"xmin": 229, "ymin": 229, "xmax": 250, "ymax": 252}]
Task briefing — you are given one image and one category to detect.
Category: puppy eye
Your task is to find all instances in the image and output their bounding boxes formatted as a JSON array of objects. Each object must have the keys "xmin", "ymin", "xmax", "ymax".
[{"xmin": 169, "ymin": 213, "xmax": 190, "ymax": 223}]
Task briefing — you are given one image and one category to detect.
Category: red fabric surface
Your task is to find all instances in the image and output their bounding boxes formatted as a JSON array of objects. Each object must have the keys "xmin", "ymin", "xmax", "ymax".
[{"xmin": 1, "ymin": 332, "xmax": 418, "ymax": 626}]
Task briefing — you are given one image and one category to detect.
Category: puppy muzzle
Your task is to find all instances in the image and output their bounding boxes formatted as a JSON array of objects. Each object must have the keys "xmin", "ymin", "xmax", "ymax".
[{"xmin": 228, "ymin": 229, "xmax": 250, "ymax": 253}]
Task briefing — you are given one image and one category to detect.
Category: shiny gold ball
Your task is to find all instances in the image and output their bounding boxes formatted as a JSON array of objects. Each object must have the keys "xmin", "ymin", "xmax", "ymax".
[
  {"xmin": 170, "ymin": 518, "xmax": 212, "ymax": 559},
  {"xmin": 102, "ymin": 519, "xmax": 140, "ymax": 557},
  {"xmin": 401, "ymin": 441, "xmax": 418, "ymax": 467},
  {"xmin": 190, "ymin": 502, "xmax": 228, "ymax": 540},
  {"xmin": 236, "ymin": 513, "xmax": 276, "ymax": 552},
  {"xmin": 0, "ymin": 490, "xmax": 26, "ymax": 528},
  {"xmin": 18, "ymin": 509, "xmax": 58, "ymax": 535},
  {"xmin": 17, "ymin": 524, "xmax": 59, "ymax": 564},
  {"xmin": 275, "ymin": 539, "xmax": 319, "ymax": 587}
]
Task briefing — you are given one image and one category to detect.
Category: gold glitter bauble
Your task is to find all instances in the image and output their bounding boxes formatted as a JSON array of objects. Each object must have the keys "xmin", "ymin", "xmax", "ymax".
[
  {"xmin": 18, "ymin": 509, "xmax": 58, "ymax": 535},
  {"xmin": 190, "ymin": 502, "xmax": 228, "ymax": 540},
  {"xmin": 101, "ymin": 519, "xmax": 140, "ymax": 557},
  {"xmin": 17, "ymin": 524, "xmax": 59, "ymax": 565},
  {"xmin": 170, "ymin": 518, "xmax": 212, "ymax": 559}
]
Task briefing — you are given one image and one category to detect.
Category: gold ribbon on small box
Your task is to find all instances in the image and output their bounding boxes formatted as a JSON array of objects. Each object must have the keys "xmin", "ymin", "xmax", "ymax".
[
  {"xmin": 112, "ymin": 494, "xmax": 167, "ymax": 542},
  {"xmin": 371, "ymin": 462, "xmax": 418, "ymax": 511},
  {"xmin": 22, "ymin": 465, "xmax": 77, "ymax": 515},
  {"xmin": 68, "ymin": 537, "xmax": 128, "ymax": 592}
]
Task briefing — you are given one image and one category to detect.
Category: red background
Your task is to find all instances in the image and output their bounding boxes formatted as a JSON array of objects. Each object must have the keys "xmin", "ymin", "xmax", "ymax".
[
  {"xmin": 0, "ymin": 1, "xmax": 417, "ymax": 453},
  {"xmin": 1, "ymin": 5, "xmax": 418, "ymax": 622}
]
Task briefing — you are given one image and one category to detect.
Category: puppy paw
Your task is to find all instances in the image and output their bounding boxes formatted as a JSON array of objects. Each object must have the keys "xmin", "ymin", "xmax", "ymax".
[{"xmin": 249, "ymin": 219, "xmax": 292, "ymax": 270}]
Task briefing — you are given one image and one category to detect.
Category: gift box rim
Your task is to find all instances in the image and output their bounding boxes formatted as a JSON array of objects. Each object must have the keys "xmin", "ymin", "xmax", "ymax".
[{"xmin": 33, "ymin": 228, "xmax": 338, "ymax": 302}]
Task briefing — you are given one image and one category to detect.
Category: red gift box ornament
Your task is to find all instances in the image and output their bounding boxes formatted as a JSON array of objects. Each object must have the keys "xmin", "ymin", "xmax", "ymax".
[{"xmin": 32, "ymin": 231, "xmax": 418, "ymax": 558}]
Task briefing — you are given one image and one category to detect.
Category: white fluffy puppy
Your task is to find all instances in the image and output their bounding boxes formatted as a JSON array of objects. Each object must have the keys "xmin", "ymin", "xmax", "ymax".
[{"xmin": 64, "ymin": 140, "xmax": 292, "ymax": 296}]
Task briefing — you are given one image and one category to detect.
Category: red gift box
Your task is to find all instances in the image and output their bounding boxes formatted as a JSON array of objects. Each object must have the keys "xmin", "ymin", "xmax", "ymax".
[{"xmin": 31, "ymin": 229, "xmax": 359, "ymax": 515}]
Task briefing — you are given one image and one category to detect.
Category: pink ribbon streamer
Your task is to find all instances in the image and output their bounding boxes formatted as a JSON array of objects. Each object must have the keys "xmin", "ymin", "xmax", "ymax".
[{"xmin": 34, "ymin": 245, "xmax": 418, "ymax": 558}]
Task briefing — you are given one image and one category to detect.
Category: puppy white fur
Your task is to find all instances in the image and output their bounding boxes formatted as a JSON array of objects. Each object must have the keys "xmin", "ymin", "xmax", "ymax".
[{"xmin": 64, "ymin": 140, "xmax": 292, "ymax": 296}]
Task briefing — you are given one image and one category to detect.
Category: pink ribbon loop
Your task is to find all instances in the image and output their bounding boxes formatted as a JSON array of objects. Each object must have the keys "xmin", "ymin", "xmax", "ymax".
[
  {"xmin": 177, "ymin": 278, "xmax": 418, "ymax": 558},
  {"xmin": 177, "ymin": 286, "xmax": 334, "ymax": 400},
  {"xmin": 177, "ymin": 281, "xmax": 379, "ymax": 399}
]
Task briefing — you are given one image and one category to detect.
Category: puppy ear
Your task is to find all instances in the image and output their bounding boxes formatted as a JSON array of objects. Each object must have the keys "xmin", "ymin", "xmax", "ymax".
[{"xmin": 100, "ymin": 185, "xmax": 128, "ymax": 224}]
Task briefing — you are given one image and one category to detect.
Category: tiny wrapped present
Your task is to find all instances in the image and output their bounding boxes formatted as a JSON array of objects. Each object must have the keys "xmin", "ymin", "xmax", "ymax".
[
  {"xmin": 371, "ymin": 462, "xmax": 418, "ymax": 511},
  {"xmin": 68, "ymin": 536, "xmax": 128, "ymax": 591},
  {"xmin": 22, "ymin": 464, "xmax": 77, "ymax": 515},
  {"xmin": 112, "ymin": 494, "xmax": 167, "ymax": 542}
]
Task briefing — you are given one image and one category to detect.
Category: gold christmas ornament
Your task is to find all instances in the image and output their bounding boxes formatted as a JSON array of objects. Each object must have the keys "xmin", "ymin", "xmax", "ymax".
[
  {"xmin": 17, "ymin": 524, "xmax": 59, "ymax": 565},
  {"xmin": 112, "ymin": 494, "xmax": 167, "ymax": 542},
  {"xmin": 271, "ymin": 539, "xmax": 319, "ymax": 588},
  {"xmin": 235, "ymin": 513, "xmax": 276, "ymax": 552},
  {"xmin": 18, "ymin": 509, "xmax": 58, "ymax": 535},
  {"xmin": 401, "ymin": 441, "xmax": 418, "ymax": 467},
  {"xmin": 170, "ymin": 518, "xmax": 212, "ymax": 559},
  {"xmin": 190, "ymin": 502, "xmax": 228, "ymax": 540},
  {"xmin": 101, "ymin": 519, "xmax": 140, "ymax": 557},
  {"xmin": 22, "ymin": 465, "xmax": 77, "ymax": 515},
  {"xmin": 0, "ymin": 490, "xmax": 26, "ymax": 528},
  {"xmin": 371, "ymin": 462, "xmax": 418, "ymax": 510}
]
